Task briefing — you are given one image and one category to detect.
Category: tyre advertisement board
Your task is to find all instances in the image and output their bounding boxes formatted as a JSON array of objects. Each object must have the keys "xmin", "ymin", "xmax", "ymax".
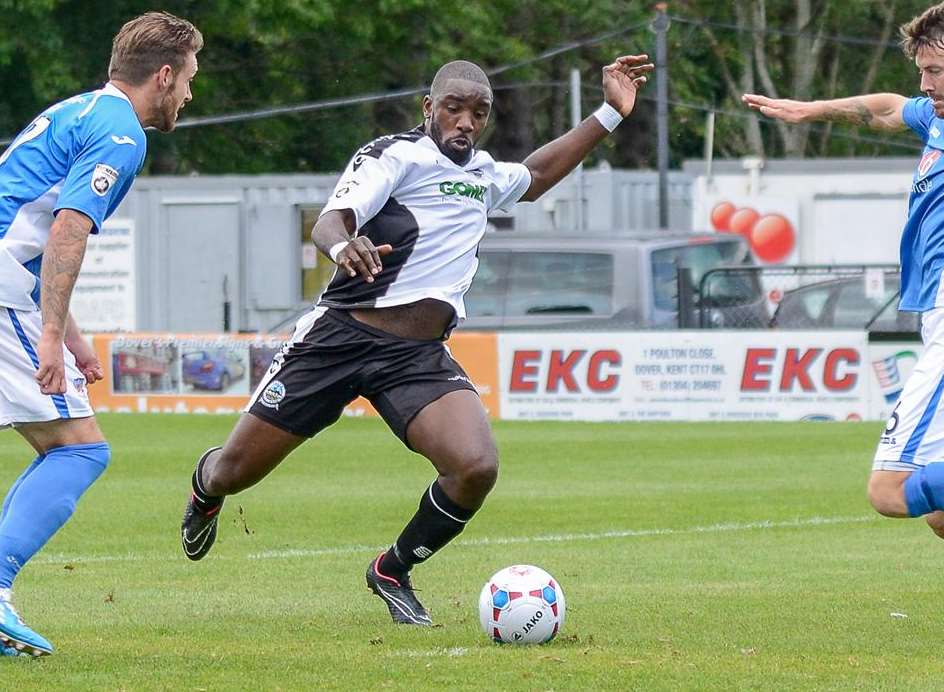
[
  {"xmin": 86, "ymin": 330, "xmax": 918, "ymax": 422},
  {"xmin": 87, "ymin": 332, "xmax": 499, "ymax": 416}
]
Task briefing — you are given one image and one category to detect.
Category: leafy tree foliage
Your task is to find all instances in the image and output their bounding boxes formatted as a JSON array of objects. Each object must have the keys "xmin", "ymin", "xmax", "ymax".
[{"xmin": 0, "ymin": 0, "xmax": 936, "ymax": 172}]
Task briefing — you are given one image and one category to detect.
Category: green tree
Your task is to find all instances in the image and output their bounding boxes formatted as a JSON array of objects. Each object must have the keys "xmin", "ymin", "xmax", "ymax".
[{"xmin": 1, "ymin": 1, "xmax": 934, "ymax": 172}]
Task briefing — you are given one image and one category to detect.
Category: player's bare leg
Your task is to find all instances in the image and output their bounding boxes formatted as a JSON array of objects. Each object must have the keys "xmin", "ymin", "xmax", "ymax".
[
  {"xmin": 872, "ymin": 465, "xmax": 944, "ymax": 538},
  {"xmin": 202, "ymin": 413, "xmax": 306, "ymax": 495},
  {"xmin": 408, "ymin": 390, "xmax": 498, "ymax": 508},
  {"xmin": 867, "ymin": 470, "xmax": 910, "ymax": 517},
  {"xmin": 925, "ymin": 511, "xmax": 944, "ymax": 539},
  {"xmin": 16, "ymin": 416, "xmax": 105, "ymax": 452},
  {"xmin": 181, "ymin": 413, "xmax": 305, "ymax": 560},
  {"xmin": 368, "ymin": 390, "xmax": 497, "ymax": 625}
]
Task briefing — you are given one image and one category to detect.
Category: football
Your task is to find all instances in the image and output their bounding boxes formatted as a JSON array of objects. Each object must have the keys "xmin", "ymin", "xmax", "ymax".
[{"xmin": 478, "ymin": 565, "xmax": 566, "ymax": 644}]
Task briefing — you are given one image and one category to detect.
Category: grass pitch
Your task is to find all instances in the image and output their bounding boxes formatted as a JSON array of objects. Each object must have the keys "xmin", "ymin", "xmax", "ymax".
[{"xmin": 0, "ymin": 414, "xmax": 941, "ymax": 690}]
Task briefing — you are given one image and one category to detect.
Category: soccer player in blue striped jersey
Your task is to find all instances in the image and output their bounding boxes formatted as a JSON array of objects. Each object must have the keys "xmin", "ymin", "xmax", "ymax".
[
  {"xmin": 742, "ymin": 3, "xmax": 944, "ymax": 539},
  {"xmin": 0, "ymin": 12, "xmax": 200, "ymax": 656}
]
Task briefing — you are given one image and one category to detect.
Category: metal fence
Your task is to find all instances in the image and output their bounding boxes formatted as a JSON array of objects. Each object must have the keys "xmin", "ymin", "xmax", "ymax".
[{"xmin": 686, "ymin": 264, "xmax": 918, "ymax": 332}]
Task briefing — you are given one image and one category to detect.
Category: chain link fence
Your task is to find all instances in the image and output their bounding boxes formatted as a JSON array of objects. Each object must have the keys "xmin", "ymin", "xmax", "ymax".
[{"xmin": 682, "ymin": 264, "xmax": 918, "ymax": 332}]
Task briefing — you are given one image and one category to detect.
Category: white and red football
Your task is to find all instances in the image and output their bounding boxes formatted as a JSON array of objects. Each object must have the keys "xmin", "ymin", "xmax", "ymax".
[{"xmin": 478, "ymin": 565, "xmax": 566, "ymax": 644}]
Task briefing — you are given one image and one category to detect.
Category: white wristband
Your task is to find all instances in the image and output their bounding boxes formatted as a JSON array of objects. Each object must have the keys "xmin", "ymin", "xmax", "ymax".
[
  {"xmin": 593, "ymin": 102, "xmax": 623, "ymax": 133},
  {"xmin": 328, "ymin": 241, "xmax": 349, "ymax": 263}
]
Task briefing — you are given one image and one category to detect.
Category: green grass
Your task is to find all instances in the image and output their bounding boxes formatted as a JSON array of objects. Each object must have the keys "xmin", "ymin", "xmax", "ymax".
[{"xmin": 0, "ymin": 415, "xmax": 940, "ymax": 690}]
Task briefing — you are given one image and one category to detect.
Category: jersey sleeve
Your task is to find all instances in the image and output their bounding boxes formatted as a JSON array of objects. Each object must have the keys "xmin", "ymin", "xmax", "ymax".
[
  {"xmin": 487, "ymin": 161, "xmax": 532, "ymax": 212},
  {"xmin": 53, "ymin": 112, "xmax": 145, "ymax": 233},
  {"xmin": 903, "ymin": 97, "xmax": 935, "ymax": 141},
  {"xmin": 320, "ymin": 139, "xmax": 408, "ymax": 231}
]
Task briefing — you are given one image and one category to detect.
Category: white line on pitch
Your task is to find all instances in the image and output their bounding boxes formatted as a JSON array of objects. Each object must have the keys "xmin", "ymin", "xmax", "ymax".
[{"xmin": 33, "ymin": 514, "xmax": 877, "ymax": 566}]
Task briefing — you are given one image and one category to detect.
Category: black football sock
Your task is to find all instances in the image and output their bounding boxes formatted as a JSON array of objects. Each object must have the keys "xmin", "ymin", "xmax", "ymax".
[
  {"xmin": 190, "ymin": 447, "xmax": 224, "ymax": 512},
  {"xmin": 379, "ymin": 480, "xmax": 476, "ymax": 578}
]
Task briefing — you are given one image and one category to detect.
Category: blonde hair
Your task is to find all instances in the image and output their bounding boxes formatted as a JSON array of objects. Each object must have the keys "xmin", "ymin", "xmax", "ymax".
[
  {"xmin": 108, "ymin": 11, "xmax": 202, "ymax": 85},
  {"xmin": 901, "ymin": 3, "xmax": 944, "ymax": 58}
]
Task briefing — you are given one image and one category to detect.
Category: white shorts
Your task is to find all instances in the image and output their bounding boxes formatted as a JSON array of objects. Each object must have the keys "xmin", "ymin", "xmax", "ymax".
[
  {"xmin": 0, "ymin": 307, "xmax": 93, "ymax": 427},
  {"xmin": 874, "ymin": 307, "xmax": 944, "ymax": 471}
]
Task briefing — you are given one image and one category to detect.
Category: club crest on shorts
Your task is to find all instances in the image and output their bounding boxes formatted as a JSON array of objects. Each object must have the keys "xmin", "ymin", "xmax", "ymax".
[
  {"xmin": 91, "ymin": 163, "xmax": 119, "ymax": 196},
  {"xmin": 260, "ymin": 380, "xmax": 286, "ymax": 409}
]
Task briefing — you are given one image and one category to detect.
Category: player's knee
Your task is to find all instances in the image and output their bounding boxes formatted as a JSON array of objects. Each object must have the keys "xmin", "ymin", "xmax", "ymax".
[
  {"xmin": 205, "ymin": 447, "xmax": 252, "ymax": 495},
  {"xmin": 867, "ymin": 474, "xmax": 906, "ymax": 517},
  {"xmin": 457, "ymin": 450, "xmax": 499, "ymax": 496},
  {"xmin": 926, "ymin": 513, "xmax": 944, "ymax": 540}
]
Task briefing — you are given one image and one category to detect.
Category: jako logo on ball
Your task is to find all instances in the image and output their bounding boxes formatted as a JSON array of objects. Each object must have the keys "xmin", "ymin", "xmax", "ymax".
[{"xmin": 478, "ymin": 565, "xmax": 565, "ymax": 645}]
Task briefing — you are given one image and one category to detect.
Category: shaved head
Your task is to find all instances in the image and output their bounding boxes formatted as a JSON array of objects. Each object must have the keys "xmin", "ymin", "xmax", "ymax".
[
  {"xmin": 423, "ymin": 60, "xmax": 493, "ymax": 165},
  {"xmin": 430, "ymin": 60, "xmax": 492, "ymax": 101}
]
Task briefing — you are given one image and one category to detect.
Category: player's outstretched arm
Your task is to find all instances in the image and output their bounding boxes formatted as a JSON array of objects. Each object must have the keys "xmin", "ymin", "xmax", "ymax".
[
  {"xmin": 36, "ymin": 209, "xmax": 93, "ymax": 395},
  {"xmin": 741, "ymin": 93, "xmax": 908, "ymax": 131},
  {"xmin": 520, "ymin": 55, "xmax": 653, "ymax": 202}
]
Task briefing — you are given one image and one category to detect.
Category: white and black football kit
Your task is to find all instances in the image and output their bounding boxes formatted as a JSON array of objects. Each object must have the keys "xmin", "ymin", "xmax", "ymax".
[{"xmin": 248, "ymin": 126, "xmax": 532, "ymax": 444}]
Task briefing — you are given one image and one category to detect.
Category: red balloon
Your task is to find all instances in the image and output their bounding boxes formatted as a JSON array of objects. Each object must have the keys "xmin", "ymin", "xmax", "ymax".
[
  {"xmin": 750, "ymin": 214, "xmax": 796, "ymax": 263},
  {"xmin": 728, "ymin": 207, "xmax": 760, "ymax": 237},
  {"xmin": 710, "ymin": 201, "xmax": 737, "ymax": 231}
]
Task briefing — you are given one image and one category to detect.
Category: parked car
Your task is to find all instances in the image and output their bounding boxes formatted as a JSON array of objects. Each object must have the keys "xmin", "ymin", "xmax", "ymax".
[
  {"xmin": 182, "ymin": 349, "xmax": 247, "ymax": 391},
  {"xmin": 769, "ymin": 273, "xmax": 919, "ymax": 332},
  {"xmin": 265, "ymin": 231, "xmax": 768, "ymax": 334},
  {"xmin": 460, "ymin": 231, "xmax": 767, "ymax": 330},
  {"xmin": 112, "ymin": 349, "xmax": 176, "ymax": 393}
]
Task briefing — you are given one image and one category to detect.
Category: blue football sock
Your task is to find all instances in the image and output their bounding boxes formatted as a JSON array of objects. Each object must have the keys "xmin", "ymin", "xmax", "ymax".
[
  {"xmin": 0, "ymin": 443, "xmax": 110, "ymax": 589},
  {"xmin": 0, "ymin": 454, "xmax": 44, "ymax": 522},
  {"xmin": 904, "ymin": 462, "xmax": 944, "ymax": 517}
]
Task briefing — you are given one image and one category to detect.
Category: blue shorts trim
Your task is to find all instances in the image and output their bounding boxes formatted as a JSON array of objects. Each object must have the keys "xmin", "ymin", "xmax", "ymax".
[
  {"xmin": 901, "ymin": 370, "xmax": 944, "ymax": 460},
  {"xmin": 6, "ymin": 308, "xmax": 70, "ymax": 419}
]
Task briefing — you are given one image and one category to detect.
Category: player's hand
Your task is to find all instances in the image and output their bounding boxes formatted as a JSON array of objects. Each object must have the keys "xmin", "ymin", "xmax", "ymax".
[
  {"xmin": 602, "ymin": 55, "xmax": 654, "ymax": 118},
  {"xmin": 335, "ymin": 238, "xmax": 394, "ymax": 283},
  {"xmin": 36, "ymin": 332, "xmax": 67, "ymax": 395},
  {"xmin": 741, "ymin": 94, "xmax": 811, "ymax": 123},
  {"xmin": 66, "ymin": 336, "xmax": 104, "ymax": 385}
]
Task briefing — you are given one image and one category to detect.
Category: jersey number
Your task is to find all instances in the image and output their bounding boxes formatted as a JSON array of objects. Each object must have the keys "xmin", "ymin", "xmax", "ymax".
[
  {"xmin": 884, "ymin": 402, "xmax": 901, "ymax": 435},
  {"xmin": 0, "ymin": 116, "xmax": 51, "ymax": 167}
]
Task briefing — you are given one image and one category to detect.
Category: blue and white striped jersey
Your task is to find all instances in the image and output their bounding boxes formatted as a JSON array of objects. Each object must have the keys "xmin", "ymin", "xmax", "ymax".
[{"xmin": 0, "ymin": 83, "xmax": 146, "ymax": 310}]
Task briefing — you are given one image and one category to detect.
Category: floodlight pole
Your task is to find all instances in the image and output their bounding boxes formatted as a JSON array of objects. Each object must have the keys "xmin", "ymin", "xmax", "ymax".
[
  {"xmin": 570, "ymin": 68, "xmax": 585, "ymax": 234},
  {"xmin": 653, "ymin": 3, "xmax": 670, "ymax": 230}
]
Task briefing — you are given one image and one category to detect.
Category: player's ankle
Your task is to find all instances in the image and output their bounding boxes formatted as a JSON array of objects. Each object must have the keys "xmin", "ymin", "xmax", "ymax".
[
  {"xmin": 378, "ymin": 547, "xmax": 410, "ymax": 581},
  {"xmin": 191, "ymin": 448, "xmax": 224, "ymax": 510}
]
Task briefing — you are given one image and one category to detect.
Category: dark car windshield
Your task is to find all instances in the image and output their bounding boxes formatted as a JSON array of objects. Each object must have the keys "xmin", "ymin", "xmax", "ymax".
[
  {"xmin": 772, "ymin": 274, "xmax": 915, "ymax": 330},
  {"xmin": 466, "ymin": 251, "xmax": 614, "ymax": 318},
  {"xmin": 652, "ymin": 240, "xmax": 760, "ymax": 310}
]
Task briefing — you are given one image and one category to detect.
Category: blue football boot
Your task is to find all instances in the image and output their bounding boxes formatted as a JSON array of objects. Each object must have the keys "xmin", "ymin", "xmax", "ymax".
[{"xmin": 0, "ymin": 590, "xmax": 53, "ymax": 656}]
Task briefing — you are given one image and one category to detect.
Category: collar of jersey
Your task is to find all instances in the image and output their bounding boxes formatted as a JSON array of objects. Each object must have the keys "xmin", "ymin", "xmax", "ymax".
[{"xmin": 102, "ymin": 82, "xmax": 133, "ymax": 105}]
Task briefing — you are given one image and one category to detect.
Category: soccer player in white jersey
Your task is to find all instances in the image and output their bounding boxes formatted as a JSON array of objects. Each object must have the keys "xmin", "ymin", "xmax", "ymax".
[
  {"xmin": 181, "ymin": 55, "xmax": 652, "ymax": 625},
  {"xmin": 742, "ymin": 3, "xmax": 944, "ymax": 539},
  {"xmin": 0, "ymin": 13, "xmax": 200, "ymax": 656}
]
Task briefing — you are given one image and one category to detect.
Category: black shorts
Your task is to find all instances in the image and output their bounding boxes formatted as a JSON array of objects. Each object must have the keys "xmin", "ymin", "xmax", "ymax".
[{"xmin": 247, "ymin": 307, "xmax": 478, "ymax": 447}]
